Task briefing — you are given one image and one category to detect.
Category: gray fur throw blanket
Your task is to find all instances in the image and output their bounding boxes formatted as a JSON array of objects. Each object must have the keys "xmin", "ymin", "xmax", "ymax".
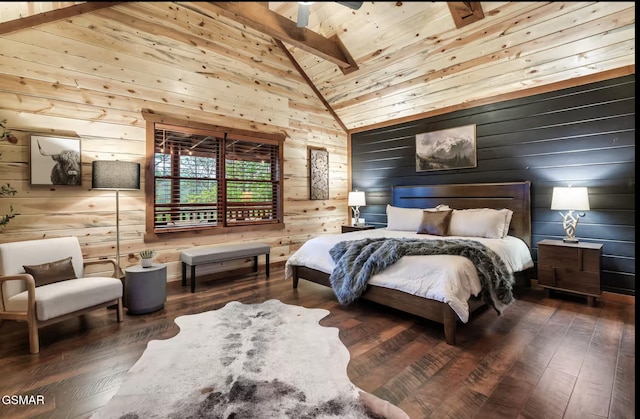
[{"xmin": 329, "ymin": 238, "xmax": 515, "ymax": 315}]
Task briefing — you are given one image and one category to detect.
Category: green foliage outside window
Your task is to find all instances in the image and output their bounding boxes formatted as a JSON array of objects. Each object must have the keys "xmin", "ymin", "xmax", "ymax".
[{"xmin": 153, "ymin": 148, "xmax": 276, "ymax": 227}]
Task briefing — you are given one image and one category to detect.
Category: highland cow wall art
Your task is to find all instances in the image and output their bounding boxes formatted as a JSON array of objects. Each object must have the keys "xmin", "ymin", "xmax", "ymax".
[{"xmin": 30, "ymin": 135, "xmax": 82, "ymax": 186}]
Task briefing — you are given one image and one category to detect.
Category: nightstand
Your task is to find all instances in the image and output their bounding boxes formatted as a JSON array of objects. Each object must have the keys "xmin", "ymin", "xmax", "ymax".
[
  {"xmin": 342, "ymin": 225, "xmax": 375, "ymax": 233},
  {"xmin": 537, "ymin": 239, "xmax": 603, "ymax": 306}
]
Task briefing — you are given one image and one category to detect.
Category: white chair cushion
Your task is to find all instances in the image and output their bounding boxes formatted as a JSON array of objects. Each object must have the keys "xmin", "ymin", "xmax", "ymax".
[
  {"xmin": 6, "ymin": 277, "xmax": 122, "ymax": 322},
  {"xmin": 0, "ymin": 237, "xmax": 85, "ymax": 306}
]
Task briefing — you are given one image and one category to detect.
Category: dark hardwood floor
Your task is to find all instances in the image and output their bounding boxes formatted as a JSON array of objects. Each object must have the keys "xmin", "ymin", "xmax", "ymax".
[{"xmin": 0, "ymin": 265, "xmax": 635, "ymax": 419}]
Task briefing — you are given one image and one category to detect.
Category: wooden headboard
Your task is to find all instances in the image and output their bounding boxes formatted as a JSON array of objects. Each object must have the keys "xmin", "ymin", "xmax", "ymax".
[{"xmin": 391, "ymin": 181, "xmax": 532, "ymax": 248}]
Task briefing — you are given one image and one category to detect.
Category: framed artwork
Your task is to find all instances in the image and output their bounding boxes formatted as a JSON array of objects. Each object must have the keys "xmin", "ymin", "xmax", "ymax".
[
  {"xmin": 30, "ymin": 135, "xmax": 82, "ymax": 186},
  {"xmin": 416, "ymin": 124, "xmax": 477, "ymax": 172},
  {"xmin": 309, "ymin": 148, "xmax": 329, "ymax": 200}
]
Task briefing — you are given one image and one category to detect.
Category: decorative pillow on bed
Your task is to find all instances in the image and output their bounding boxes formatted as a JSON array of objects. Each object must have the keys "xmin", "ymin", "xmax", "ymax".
[
  {"xmin": 448, "ymin": 208, "xmax": 513, "ymax": 238},
  {"xmin": 23, "ymin": 256, "xmax": 77, "ymax": 287},
  {"xmin": 386, "ymin": 205, "xmax": 423, "ymax": 231},
  {"xmin": 416, "ymin": 209, "xmax": 453, "ymax": 236},
  {"xmin": 386, "ymin": 204, "xmax": 451, "ymax": 231}
]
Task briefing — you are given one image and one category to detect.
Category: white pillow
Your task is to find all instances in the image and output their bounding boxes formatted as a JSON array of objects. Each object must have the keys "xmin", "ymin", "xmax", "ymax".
[
  {"xmin": 448, "ymin": 208, "xmax": 514, "ymax": 239},
  {"xmin": 386, "ymin": 205, "xmax": 424, "ymax": 231},
  {"xmin": 386, "ymin": 204, "xmax": 451, "ymax": 231}
]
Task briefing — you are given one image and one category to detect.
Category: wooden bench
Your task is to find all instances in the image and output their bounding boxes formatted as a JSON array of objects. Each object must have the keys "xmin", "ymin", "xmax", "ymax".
[{"xmin": 180, "ymin": 243, "xmax": 270, "ymax": 293}]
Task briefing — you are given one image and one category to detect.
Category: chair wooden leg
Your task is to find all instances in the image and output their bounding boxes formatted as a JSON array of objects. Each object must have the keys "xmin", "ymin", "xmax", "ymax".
[
  {"xmin": 116, "ymin": 298, "xmax": 123, "ymax": 322},
  {"xmin": 27, "ymin": 313, "xmax": 39, "ymax": 354}
]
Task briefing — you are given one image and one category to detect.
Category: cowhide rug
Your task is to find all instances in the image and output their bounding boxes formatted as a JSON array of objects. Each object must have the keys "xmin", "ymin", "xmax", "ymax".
[{"xmin": 92, "ymin": 299, "xmax": 409, "ymax": 419}]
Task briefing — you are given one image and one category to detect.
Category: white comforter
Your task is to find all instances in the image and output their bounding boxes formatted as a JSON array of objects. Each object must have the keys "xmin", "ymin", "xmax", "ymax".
[{"xmin": 285, "ymin": 228, "xmax": 534, "ymax": 322}]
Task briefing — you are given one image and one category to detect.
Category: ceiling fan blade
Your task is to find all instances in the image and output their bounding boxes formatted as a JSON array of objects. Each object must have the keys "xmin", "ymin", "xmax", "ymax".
[
  {"xmin": 297, "ymin": 3, "xmax": 310, "ymax": 28},
  {"xmin": 335, "ymin": 1, "xmax": 363, "ymax": 10}
]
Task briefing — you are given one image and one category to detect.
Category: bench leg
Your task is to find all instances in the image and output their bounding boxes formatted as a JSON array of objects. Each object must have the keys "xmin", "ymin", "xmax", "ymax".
[
  {"xmin": 182, "ymin": 262, "xmax": 187, "ymax": 286},
  {"xmin": 266, "ymin": 253, "xmax": 270, "ymax": 278},
  {"xmin": 253, "ymin": 255, "xmax": 258, "ymax": 273},
  {"xmin": 191, "ymin": 265, "xmax": 196, "ymax": 293}
]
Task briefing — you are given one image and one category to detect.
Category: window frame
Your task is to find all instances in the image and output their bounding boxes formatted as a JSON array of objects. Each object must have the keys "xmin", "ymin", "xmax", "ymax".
[{"xmin": 142, "ymin": 111, "xmax": 285, "ymax": 241}]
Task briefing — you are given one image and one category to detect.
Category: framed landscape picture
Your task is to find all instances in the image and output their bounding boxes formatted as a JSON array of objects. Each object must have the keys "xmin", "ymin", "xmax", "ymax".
[
  {"xmin": 416, "ymin": 124, "xmax": 477, "ymax": 172},
  {"xmin": 30, "ymin": 135, "xmax": 82, "ymax": 186}
]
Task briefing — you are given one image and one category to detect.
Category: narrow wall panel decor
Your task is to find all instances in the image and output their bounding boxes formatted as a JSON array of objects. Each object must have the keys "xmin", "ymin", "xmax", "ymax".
[
  {"xmin": 416, "ymin": 124, "xmax": 476, "ymax": 172},
  {"xmin": 309, "ymin": 148, "xmax": 329, "ymax": 200},
  {"xmin": 30, "ymin": 135, "xmax": 82, "ymax": 186}
]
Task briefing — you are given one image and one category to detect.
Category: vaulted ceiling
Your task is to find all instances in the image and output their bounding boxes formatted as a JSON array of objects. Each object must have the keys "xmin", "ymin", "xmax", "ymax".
[{"xmin": 0, "ymin": 2, "xmax": 635, "ymax": 132}]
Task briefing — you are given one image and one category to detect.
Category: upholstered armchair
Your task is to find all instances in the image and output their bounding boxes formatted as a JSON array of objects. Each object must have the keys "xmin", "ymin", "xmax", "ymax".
[{"xmin": 0, "ymin": 237, "xmax": 123, "ymax": 354}]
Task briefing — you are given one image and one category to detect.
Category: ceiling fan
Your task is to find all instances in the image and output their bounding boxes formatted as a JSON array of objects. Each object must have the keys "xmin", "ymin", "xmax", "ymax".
[{"xmin": 296, "ymin": 2, "xmax": 364, "ymax": 28}]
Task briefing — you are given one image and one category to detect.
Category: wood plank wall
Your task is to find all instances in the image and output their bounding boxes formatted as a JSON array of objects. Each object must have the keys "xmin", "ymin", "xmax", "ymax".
[
  {"xmin": 0, "ymin": 3, "xmax": 350, "ymax": 282},
  {"xmin": 0, "ymin": 110, "xmax": 348, "ymax": 282},
  {"xmin": 351, "ymin": 75, "xmax": 635, "ymax": 296}
]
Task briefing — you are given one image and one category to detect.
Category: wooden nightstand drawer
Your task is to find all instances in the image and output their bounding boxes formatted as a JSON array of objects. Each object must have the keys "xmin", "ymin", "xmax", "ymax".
[
  {"xmin": 537, "ymin": 266, "xmax": 600, "ymax": 295},
  {"xmin": 581, "ymin": 248, "xmax": 601, "ymax": 272},
  {"xmin": 538, "ymin": 245, "xmax": 580, "ymax": 270},
  {"xmin": 537, "ymin": 265, "xmax": 554, "ymax": 287}
]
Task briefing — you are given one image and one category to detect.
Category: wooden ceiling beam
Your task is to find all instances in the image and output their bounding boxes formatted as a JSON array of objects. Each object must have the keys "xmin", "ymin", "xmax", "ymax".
[
  {"xmin": 0, "ymin": 2, "xmax": 124, "ymax": 35},
  {"xmin": 179, "ymin": 2, "xmax": 358, "ymax": 74},
  {"xmin": 274, "ymin": 39, "xmax": 348, "ymax": 133},
  {"xmin": 447, "ymin": 2, "xmax": 484, "ymax": 29}
]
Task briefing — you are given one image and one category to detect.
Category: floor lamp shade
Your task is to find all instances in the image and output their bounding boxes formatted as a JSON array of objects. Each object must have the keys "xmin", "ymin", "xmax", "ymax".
[{"xmin": 92, "ymin": 161, "xmax": 141, "ymax": 190}]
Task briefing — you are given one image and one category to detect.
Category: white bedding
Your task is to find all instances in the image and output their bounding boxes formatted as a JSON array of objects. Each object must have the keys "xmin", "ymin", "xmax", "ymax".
[{"xmin": 285, "ymin": 228, "xmax": 534, "ymax": 322}]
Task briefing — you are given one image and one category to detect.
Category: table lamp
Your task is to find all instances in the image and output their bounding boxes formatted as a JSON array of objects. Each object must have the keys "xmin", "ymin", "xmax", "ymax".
[
  {"xmin": 550, "ymin": 186, "xmax": 590, "ymax": 243},
  {"xmin": 348, "ymin": 190, "xmax": 366, "ymax": 226}
]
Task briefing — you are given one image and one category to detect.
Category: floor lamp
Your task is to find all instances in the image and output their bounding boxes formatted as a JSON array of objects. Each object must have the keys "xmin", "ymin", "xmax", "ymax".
[{"xmin": 92, "ymin": 160, "xmax": 141, "ymax": 278}]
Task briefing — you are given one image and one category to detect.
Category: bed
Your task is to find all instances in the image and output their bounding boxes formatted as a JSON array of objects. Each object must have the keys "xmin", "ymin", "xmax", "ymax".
[{"xmin": 285, "ymin": 181, "xmax": 534, "ymax": 345}]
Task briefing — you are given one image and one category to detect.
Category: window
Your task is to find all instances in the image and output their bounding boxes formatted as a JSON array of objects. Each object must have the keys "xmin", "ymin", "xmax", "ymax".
[{"xmin": 143, "ymin": 113, "xmax": 284, "ymax": 238}]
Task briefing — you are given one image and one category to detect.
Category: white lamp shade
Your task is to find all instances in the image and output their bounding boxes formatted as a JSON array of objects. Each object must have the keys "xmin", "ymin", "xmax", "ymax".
[
  {"xmin": 551, "ymin": 187, "xmax": 590, "ymax": 211},
  {"xmin": 348, "ymin": 191, "xmax": 366, "ymax": 206}
]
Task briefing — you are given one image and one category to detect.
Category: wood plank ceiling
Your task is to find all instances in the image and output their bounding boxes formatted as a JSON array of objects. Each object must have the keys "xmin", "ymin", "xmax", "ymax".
[{"xmin": 0, "ymin": 2, "xmax": 635, "ymax": 132}]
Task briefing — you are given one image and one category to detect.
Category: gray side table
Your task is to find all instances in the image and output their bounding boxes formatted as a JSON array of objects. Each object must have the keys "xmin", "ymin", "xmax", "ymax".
[{"xmin": 124, "ymin": 264, "xmax": 167, "ymax": 315}]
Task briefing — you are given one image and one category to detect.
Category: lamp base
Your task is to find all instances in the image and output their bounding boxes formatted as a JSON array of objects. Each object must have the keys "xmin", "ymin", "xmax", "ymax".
[
  {"xmin": 559, "ymin": 211, "xmax": 581, "ymax": 245},
  {"xmin": 351, "ymin": 207, "xmax": 361, "ymax": 227}
]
